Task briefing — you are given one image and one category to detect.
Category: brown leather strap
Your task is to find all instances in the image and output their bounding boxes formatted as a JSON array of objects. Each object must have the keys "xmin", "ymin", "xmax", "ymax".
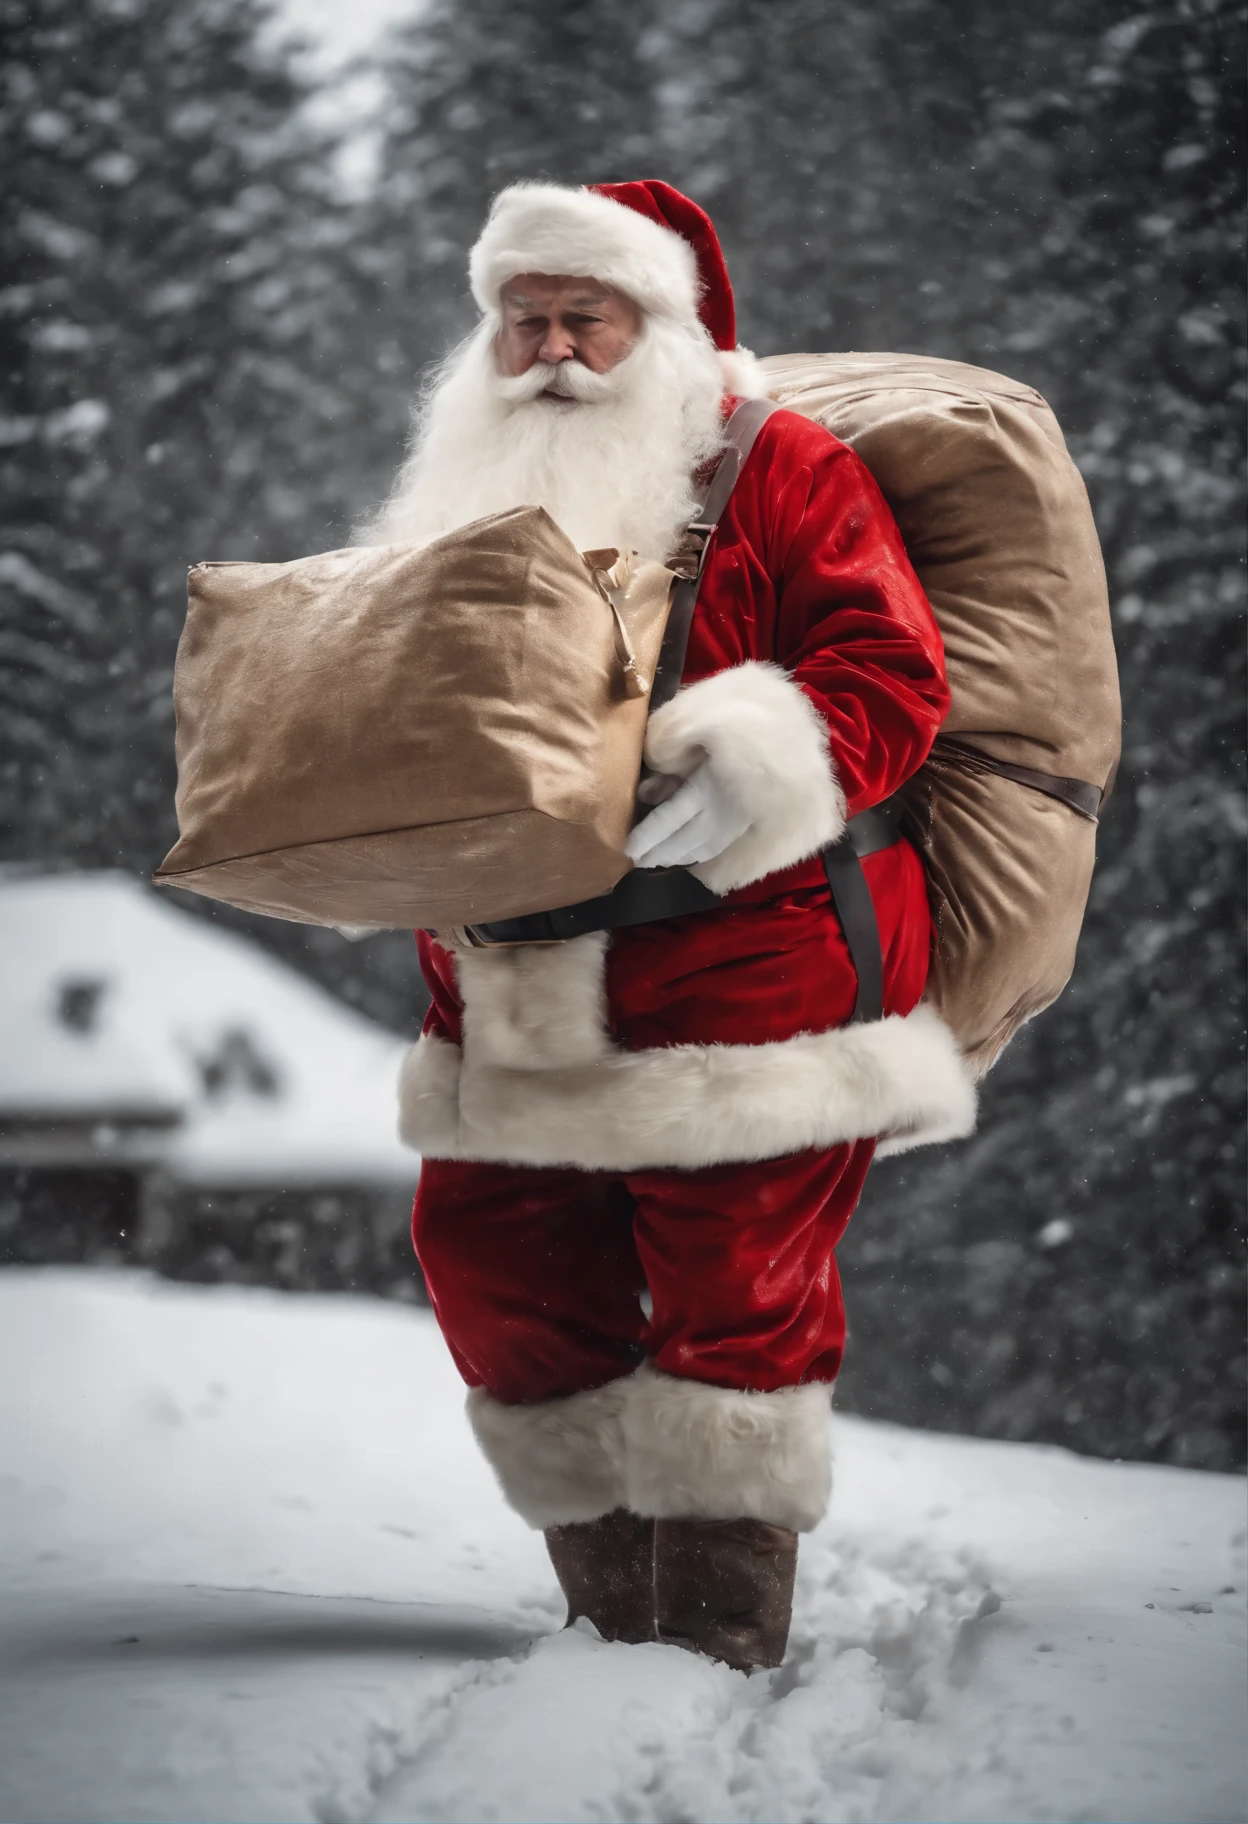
[
  {"xmin": 934, "ymin": 737, "xmax": 1102, "ymax": 822},
  {"xmin": 648, "ymin": 397, "xmax": 780, "ymax": 713},
  {"xmin": 821, "ymin": 841, "xmax": 883, "ymax": 1025},
  {"xmin": 818, "ymin": 798, "xmax": 905, "ymax": 1023}
]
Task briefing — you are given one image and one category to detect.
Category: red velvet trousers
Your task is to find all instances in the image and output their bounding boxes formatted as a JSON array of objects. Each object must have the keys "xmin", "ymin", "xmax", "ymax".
[{"xmin": 412, "ymin": 1139, "xmax": 875, "ymax": 1405}]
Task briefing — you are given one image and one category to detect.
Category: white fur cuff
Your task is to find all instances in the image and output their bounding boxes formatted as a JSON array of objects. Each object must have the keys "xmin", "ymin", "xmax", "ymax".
[
  {"xmin": 467, "ymin": 1364, "xmax": 832, "ymax": 1532},
  {"xmin": 642, "ymin": 661, "xmax": 847, "ymax": 894}
]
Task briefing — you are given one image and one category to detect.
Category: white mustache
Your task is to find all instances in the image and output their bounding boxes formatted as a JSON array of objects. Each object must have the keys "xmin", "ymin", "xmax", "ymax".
[{"xmin": 491, "ymin": 357, "xmax": 626, "ymax": 406}]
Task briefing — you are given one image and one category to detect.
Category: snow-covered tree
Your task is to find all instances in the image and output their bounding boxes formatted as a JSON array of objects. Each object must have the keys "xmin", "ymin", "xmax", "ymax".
[
  {"xmin": 0, "ymin": 0, "xmax": 363, "ymax": 869},
  {"xmin": 836, "ymin": 0, "xmax": 1246, "ymax": 1472}
]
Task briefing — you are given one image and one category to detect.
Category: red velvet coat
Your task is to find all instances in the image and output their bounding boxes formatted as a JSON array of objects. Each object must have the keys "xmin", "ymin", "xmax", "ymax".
[{"xmin": 401, "ymin": 407, "xmax": 976, "ymax": 1174}]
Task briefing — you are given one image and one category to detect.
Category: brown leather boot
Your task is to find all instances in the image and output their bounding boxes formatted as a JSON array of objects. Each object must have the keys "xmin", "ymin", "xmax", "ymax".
[
  {"xmin": 653, "ymin": 1517, "xmax": 798, "ymax": 1671},
  {"xmin": 544, "ymin": 1508, "xmax": 656, "ymax": 1644}
]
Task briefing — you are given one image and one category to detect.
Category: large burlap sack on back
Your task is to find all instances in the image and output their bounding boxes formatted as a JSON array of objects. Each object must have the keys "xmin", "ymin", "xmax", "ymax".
[
  {"xmin": 154, "ymin": 506, "xmax": 673, "ymax": 929},
  {"xmin": 763, "ymin": 352, "xmax": 1121, "ymax": 1076}
]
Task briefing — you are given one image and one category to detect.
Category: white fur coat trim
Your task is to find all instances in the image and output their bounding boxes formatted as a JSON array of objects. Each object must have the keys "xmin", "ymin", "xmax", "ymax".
[
  {"xmin": 467, "ymin": 1363, "xmax": 832, "ymax": 1532},
  {"xmin": 470, "ymin": 182, "xmax": 701, "ymax": 326},
  {"xmin": 398, "ymin": 1003, "xmax": 976, "ymax": 1171},
  {"xmin": 643, "ymin": 661, "xmax": 847, "ymax": 894}
]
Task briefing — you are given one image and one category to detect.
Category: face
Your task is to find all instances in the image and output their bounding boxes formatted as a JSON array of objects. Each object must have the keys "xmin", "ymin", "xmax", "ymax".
[{"xmin": 496, "ymin": 273, "xmax": 643, "ymax": 383}]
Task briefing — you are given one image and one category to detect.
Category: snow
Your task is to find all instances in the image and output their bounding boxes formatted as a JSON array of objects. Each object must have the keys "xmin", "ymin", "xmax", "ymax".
[
  {"xmin": 1, "ymin": 1269, "xmax": 1243, "ymax": 1823},
  {"xmin": 0, "ymin": 872, "xmax": 414, "ymax": 1184},
  {"xmin": 264, "ymin": 0, "xmax": 435, "ymax": 196},
  {"xmin": 270, "ymin": 0, "xmax": 428, "ymax": 72}
]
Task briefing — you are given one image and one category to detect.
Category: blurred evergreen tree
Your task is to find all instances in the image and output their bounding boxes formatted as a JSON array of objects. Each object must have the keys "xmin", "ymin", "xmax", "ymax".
[
  {"xmin": 3, "ymin": 0, "xmax": 319, "ymax": 856},
  {"xmin": 0, "ymin": 0, "xmax": 428, "ymax": 1029},
  {"xmin": 834, "ymin": 0, "xmax": 1247, "ymax": 1474}
]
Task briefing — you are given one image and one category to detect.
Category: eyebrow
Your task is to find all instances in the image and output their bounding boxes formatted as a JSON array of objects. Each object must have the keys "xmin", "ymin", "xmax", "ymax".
[{"xmin": 504, "ymin": 289, "xmax": 611, "ymax": 310}]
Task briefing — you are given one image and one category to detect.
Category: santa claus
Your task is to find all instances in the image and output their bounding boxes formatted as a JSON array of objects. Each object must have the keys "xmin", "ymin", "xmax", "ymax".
[{"xmin": 367, "ymin": 180, "xmax": 976, "ymax": 1670}]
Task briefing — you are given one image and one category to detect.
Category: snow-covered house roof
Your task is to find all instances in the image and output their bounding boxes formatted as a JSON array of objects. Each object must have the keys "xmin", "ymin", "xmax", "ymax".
[{"xmin": 0, "ymin": 872, "xmax": 417, "ymax": 1186}]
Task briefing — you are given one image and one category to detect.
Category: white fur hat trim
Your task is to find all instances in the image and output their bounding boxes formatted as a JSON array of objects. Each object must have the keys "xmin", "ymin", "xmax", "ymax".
[{"xmin": 469, "ymin": 182, "xmax": 701, "ymax": 325}]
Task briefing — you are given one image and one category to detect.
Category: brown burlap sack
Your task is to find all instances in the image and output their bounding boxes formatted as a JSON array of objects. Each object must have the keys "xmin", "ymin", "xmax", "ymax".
[
  {"xmin": 154, "ymin": 506, "xmax": 674, "ymax": 929},
  {"xmin": 763, "ymin": 352, "xmax": 1121, "ymax": 1074}
]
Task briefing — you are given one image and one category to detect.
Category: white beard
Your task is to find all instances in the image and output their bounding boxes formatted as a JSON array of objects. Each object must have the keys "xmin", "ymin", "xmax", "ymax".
[{"xmin": 362, "ymin": 314, "xmax": 727, "ymax": 563}]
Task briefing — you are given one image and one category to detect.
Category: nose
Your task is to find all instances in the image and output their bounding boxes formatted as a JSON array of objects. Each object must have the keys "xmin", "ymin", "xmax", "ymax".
[{"xmin": 538, "ymin": 320, "xmax": 577, "ymax": 365}]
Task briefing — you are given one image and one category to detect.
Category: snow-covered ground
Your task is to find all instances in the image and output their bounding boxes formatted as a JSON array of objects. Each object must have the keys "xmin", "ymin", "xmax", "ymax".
[{"xmin": 0, "ymin": 1270, "xmax": 1243, "ymax": 1824}]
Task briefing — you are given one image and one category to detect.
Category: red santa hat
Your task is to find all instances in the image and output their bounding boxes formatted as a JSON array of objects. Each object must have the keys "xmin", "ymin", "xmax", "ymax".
[{"xmin": 468, "ymin": 179, "xmax": 767, "ymax": 397}]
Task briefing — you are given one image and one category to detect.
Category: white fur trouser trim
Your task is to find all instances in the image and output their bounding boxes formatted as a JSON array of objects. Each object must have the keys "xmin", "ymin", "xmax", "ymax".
[{"xmin": 468, "ymin": 1362, "xmax": 832, "ymax": 1533}]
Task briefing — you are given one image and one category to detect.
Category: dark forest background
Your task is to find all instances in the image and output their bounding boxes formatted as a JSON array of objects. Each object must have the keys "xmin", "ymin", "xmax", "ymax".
[{"xmin": 2, "ymin": 0, "xmax": 1244, "ymax": 1468}]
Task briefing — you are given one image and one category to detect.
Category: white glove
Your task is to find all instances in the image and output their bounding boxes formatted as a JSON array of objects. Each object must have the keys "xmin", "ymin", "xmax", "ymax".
[{"xmin": 624, "ymin": 762, "xmax": 752, "ymax": 870}]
